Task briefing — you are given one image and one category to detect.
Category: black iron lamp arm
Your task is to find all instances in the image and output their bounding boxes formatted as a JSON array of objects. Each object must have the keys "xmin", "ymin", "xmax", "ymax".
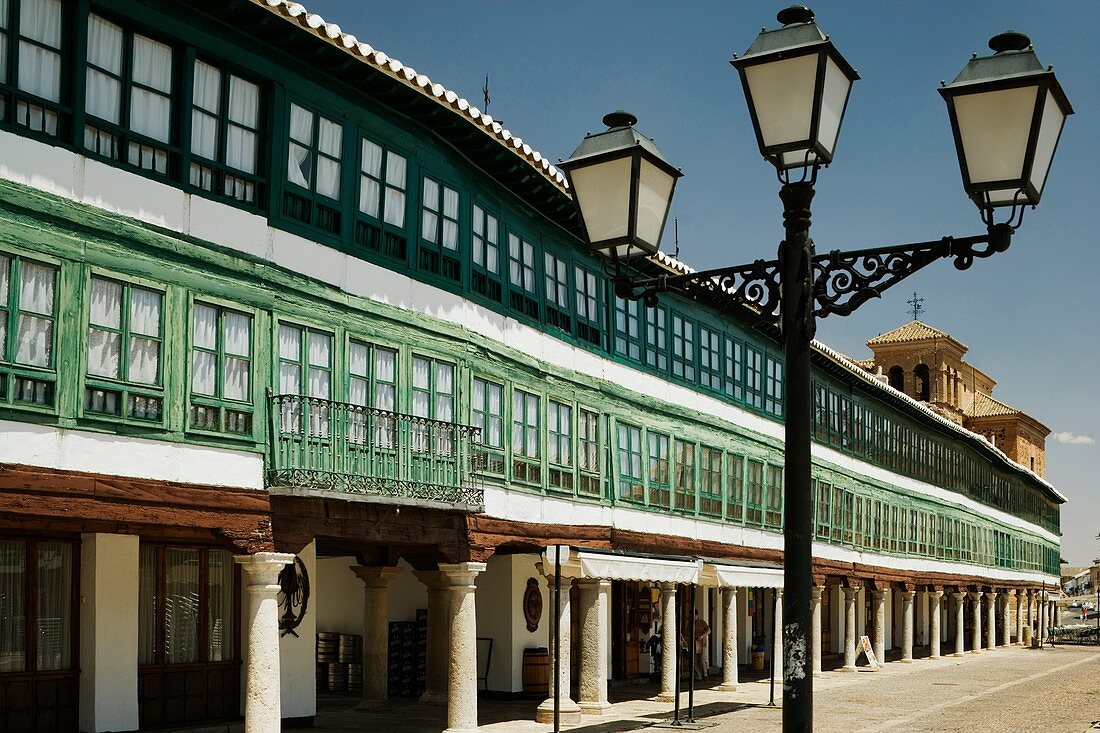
[{"xmin": 615, "ymin": 223, "xmax": 1012, "ymax": 322}]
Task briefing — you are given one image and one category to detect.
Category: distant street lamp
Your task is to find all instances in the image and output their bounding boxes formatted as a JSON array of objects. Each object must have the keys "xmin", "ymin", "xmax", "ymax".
[{"xmin": 561, "ymin": 7, "xmax": 1071, "ymax": 732}]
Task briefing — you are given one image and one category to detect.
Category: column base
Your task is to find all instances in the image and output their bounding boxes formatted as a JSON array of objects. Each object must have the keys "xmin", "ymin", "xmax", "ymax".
[
  {"xmin": 715, "ymin": 683, "xmax": 739, "ymax": 692},
  {"xmin": 899, "ymin": 657, "xmax": 913, "ymax": 664},
  {"xmin": 839, "ymin": 665, "xmax": 857, "ymax": 673},
  {"xmin": 953, "ymin": 651, "xmax": 964, "ymax": 657},
  {"xmin": 579, "ymin": 700, "xmax": 612, "ymax": 715},
  {"xmin": 969, "ymin": 649, "xmax": 981, "ymax": 654},
  {"xmin": 929, "ymin": 654, "xmax": 940, "ymax": 660},
  {"xmin": 443, "ymin": 728, "xmax": 479, "ymax": 733},
  {"xmin": 536, "ymin": 699, "xmax": 582, "ymax": 724},
  {"xmin": 652, "ymin": 692, "xmax": 677, "ymax": 703},
  {"xmin": 418, "ymin": 689, "xmax": 448, "ymax": 705}
]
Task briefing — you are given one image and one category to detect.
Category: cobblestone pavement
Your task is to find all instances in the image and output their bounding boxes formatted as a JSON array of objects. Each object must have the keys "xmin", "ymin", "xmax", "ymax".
[{"xmin": 312, "ymin": 644, "xmax": 1100, "ymax": 733}]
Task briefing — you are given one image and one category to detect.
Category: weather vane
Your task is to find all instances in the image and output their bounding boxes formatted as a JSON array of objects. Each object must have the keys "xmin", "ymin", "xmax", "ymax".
[
  {"xmin": 483, "ymin": 75, "xmax": 490, "ymax": 115},
  {"xmin": 907, "ymin": 291, "xmax": 925, "ymax": 321}
]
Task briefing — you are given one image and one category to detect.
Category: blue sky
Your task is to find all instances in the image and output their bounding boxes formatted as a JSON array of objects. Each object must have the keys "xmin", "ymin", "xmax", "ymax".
[{"xmin": 307, "ymin": 0, "xmax": 1099, "ymax": 566}]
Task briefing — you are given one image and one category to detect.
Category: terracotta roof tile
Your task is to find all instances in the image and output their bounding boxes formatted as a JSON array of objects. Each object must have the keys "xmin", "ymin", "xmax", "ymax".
[
  {"xmin": 866, "ymin": 320, "xmax": 964, "ymax": 348},
  {"xmin": 968, "ymin": 391, "xmax": 1022, "ymax": 418}
]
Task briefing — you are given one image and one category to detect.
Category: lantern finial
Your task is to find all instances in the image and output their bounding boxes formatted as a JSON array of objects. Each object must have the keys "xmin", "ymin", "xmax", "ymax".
[
  {"xmin": 988, "ymin": 30, "xmax": 1031, "ymax": 54},
  {"xmin": 777, "ymin": 5, "xmax": 814, "ymax": 26},
  {"xmin": 602, "ymin": 110, "xmax": 638, "ymax": 129}
]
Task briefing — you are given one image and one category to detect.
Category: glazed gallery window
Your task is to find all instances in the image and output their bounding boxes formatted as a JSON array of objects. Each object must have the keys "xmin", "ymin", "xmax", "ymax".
[
  {"xmin": 189, "ymin": 303, "xmax": 252, "ymax": 435},
  {"xmin": 419, "ymin": 178, "xmax": 460, "ymax": 281},
  {"xmin": 512, "ymin": 389, "xmax": 540, "ymax": 484},
  {"xmin": 0, "ymin": 253, "xmax": 57, "ymax": 406},
  {"xmin": 543, "ymin": 252, "xmax": 570, "ymax": 332},
  {"xmin": 471, "ymin": 377, "xmax": 504, "ymax": 474},
  {"xmin": 616, "ymin": 422, "xmax": 643, "ymax": 503},
  {"xmin": 577, "ymin": 408, "xmax": 600, "ymax": 497},
  {"xmin": 278, "ymin": 323, "xmax": 332, "ymax": 435},
  {"xmin": 1, "ymin": 0, "xmax": 64, "ymax": 137},
  {"xmin": 507, "ymin": 233, "xmax": 538, "ymax": 319},
  {"xmin": 85, "ymin": 276, "xmax": 164, "ymax": 422},
  {"xmin": 355, "ymin": 138, "xmax": 408, "ymax": 260},
  {"xmin": 613, "ymin": 296, "xmax": 641, "ymax": 362},
  {"xmin": 347, "ymin": 341, "xmax": 397, "ymax": 447},
  {"xmin": 84, "ymin": 14, "xmax": 174, "ymax": 174},
  {"xmin": 0, "ymin": 539, "xmax": 75, "ymax": 674},
  {"xmin": 547, "ymin": 399, "xmax": 573, "ymax": 492},
  {"xmin": 286, "ymin": 103, "xmax": 341, "ymax": 200},
  {"xmin": 190, "ymin": 60, "xmax": 261, "ymax": 203},
  {"xmin": 138, "ymin": 546, "xmax": 235, "ymax": 665},
  {"xmin": 411, "ymin": 356, "xmax": 454, "ymax": 453},
  {"xmin": 471, "ymin": 205, "xmax": 501, "ymax": 300}
]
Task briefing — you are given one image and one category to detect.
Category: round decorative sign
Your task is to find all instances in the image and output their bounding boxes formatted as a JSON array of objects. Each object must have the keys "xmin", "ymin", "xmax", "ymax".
[
  {"xmin": 523, "ymin": 577, "xmax": 543, "ymax": 632},
  {"xmin": 278, "ymin": 556, "xmax": 310, "ymax": 638}
]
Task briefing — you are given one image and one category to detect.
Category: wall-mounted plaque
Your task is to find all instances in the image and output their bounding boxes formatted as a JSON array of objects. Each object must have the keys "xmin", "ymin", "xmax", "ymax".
[{"xmin": 523, "ymin": 578, "xmax": 543, "ymax": 632}]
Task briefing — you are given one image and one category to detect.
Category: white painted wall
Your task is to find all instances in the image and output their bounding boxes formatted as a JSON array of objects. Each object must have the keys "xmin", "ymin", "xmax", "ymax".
[
  {"xmin": 0, "ymin": 419, "xmax": 263, "ymax": 490},
  {"xmin": 315, "ymin": 557, "xmax": 365, "ymax": 636},
  {"xmin": 388, "ymin": 561, "xmax": 428, "ymax": 622},
  {"xmin": 280, "ymin": 542, "xmax": 317, "ymax": 721},
  {"xmin": 79, "ymin": 533, "xmax": 139, "ymax": 733}
]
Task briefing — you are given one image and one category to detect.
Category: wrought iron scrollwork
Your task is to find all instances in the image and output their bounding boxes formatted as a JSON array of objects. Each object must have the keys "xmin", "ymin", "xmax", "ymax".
[{"xmin": 616, "ymin": 258, "xmax": 783, "ymax": 319}]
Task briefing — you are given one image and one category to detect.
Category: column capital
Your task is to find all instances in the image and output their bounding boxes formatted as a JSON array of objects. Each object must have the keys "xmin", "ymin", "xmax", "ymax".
[
  {"xmin": 901, "ymin": 589, "xmax": 915, "ymax": 601},
  {"xmin": 724, "ymin": 585, "xmax": 740, "ymax": 598},
  {"xmin": 842, "ymin": 586, "xmax": 859, "ymax": 600},
  {"xmin": 352, "ymin": 564, "xmax": 403, "ymax": 588},
  {"xmin": 576, "ymin": 577, "xmax": 611, "ymax": 591},
  {"xmin": 1006, "ymin": 588, "xmax": 1017, "ymax": 598},
  {"xmin": 439, "ymin": 561, "xmax": 486, "ymax": 587},
  {"xmin": 929, "ymin": 589, "xmax": 944, "ymax": 599},
  {"xmin": 810, "ymin": 586, "xmax": 823, "ymax": 600},
  {"xmin": 872, "ymin": 589, "xmax": 886, "ymax": 602},
  {"xmin": 235, "ymin": 552, "xmax": 295, "ymax": 585},
  {"xmin": 987, "ymin": 590, "xmax": 998, "ymax": 600},
  {"xmin": 658, "ymin": 581, "xmax": 678, "ymax": 593},
  {"xmin": 412, "ymin": 569, "xmax": 448, "ymax": 591},
  {"xmin": 969, "ymin": 590, "xmax": 983, "ymax": 601}
]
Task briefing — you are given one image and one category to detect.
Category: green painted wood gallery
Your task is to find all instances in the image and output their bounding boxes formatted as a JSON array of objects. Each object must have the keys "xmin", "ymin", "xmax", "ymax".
[{"xmin": 0, "ymin": 0, "xmax": 1064, "ymax": 731}]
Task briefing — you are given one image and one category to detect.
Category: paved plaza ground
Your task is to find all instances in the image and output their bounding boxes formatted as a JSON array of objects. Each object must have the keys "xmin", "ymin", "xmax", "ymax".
[{"xmin": 312, "ymin": 643, "xmax": 1100, "ymax": 733}]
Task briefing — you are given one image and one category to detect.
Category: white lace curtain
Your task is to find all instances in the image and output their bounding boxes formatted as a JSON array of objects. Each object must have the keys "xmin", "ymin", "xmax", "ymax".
[
  {"xmin": 164, "ymin": 548, "xmax": 199, "ymax": 664},
  {"xmin": 0, "ymin": 540, "xmax": 26, "ymax": 673},
  {"xmin": 17, "ymin": 0, "xmax": 62, "ymax": 102},
  {"xmin": 35, "ymin": 542, "xmax": 71, "ymax": 671},
  {"xmin": 138, "ymin": 546, "xmax": 156, "ymax": 665},
  {"xmin": 206, "ymin": 550, "xmax": 233, "ymax": 662},
  {"xmin": 287, "ymin": 103, "xmax": 313, "ymax": 189},
  {"xmin": 87, "ymin": 278, "xmax": 159, "ymax": 383},
  {"xmin": 16, "ymin": 260, "xmax": 54, "ymax": 368},
  {"xmin": 85, "ymin": 13, "xmax": 121, "ymax": 123},
  {"xmin": 226, "ymin": 76, "xmax": 259, "ymax": 174},
  {"xmin": 190, "ymin": 60, "xmax": 219, "ymax": 160},
  {"xmin": 130, "ymin": 35, "xmax": 171, "ymax": 143},
  {"xmin": 127, "ymin": 286, "xmax": 160, "ymax": 384},
  {"xmin": 192, "ymin": 305, "xmax": 249, "ymax": 400}
]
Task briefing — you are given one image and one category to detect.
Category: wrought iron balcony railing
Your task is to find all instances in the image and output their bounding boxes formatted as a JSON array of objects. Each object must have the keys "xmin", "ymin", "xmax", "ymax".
[{"xmin": 266, "ymin": 393, "xmax": 484, "ymax": 510}]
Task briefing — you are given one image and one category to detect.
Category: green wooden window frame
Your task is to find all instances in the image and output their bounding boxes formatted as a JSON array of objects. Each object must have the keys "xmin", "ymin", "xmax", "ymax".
[
  {"xmin": 283, "ymin": 101, "xmax": 343, "ymax": 234},
  {"xmin": 764, "ymin": 355, "xmax": 783, "ymax": 416},
  {"xmin": 617, "ymin": 421, "xmax": 644, "ymax": 504},
  {"xmin": 471, "ymin": 376, "xmax": 504, "ymax": 475},
  {"xmin": 83, "ymin": 275, "xmax": 165, "ymax": 425},
  {"xmin": 725, "ymin": 335, "xmax": 744, "ymax": 403},
  {"xmin": 470, "ymin": 204, "xmax": 501, "ymax": 301},
  {"xmin": 543, "ymin": 251, "xmax": 570, "ymax": 333},
  {"xmin": 511, "ymin": 388, "xmax": 540, "ymax": 484},
  {"xmin": 188, "ymin": 58, "xmax": 263, "ymax": 206},
  {"xmin": 411, "ymin": 355, "xmax": 455, "ymax": 454},
  {"xmin": 764, "ymin": 463, "xmax": 783, "ymax": 528},
  {"xmin": 346, "ymin": 340, "xmax": 397, "ymax": 447},
  {"xmin": 726, "ymin": 453, "xmax": 745, "ymax": 524},
  {"xmin": 1, "ymin": 0, "xmax": 66, "ymax": 140},
  {"xmin": 573, "ymin": 265, "xmax": 601, "ymax": 347},
  {"xmin": 83, "ymin": 12, "xmax": 176, "ymax": 177},
  {"xmin": 547, "ymin": 399, "xmax": 573, "ymax": 493},
  {"xmin": 276, "ymin": 321, "xmax": 333, "ymax": 435},
  {"xmin": 507, "ymin": 232, "xmax": 539, "ymax": 320},
  {"xmin": 577, "ymin": 408, "xmax": 601, "ymax": 497},
  {"xmin": 418, "ymin": 176, "xmax": 460, "ymax": 282},
  {"xmin": 644, "ymin": 305, "xmax": 668, "ymax": 373},
  {"xmin": 699, "ymin": 446, "xmax": 722, "ymax": 518},
  {"xmin": 0, "ymin": 252, "xmax": 57, "ymax": 409},
  {"xmin": 188, "ymin": 300, "xmax": 253, "ymax": 437},
  {"xmin": 699, "ymin": 326, "xmax": 721, "ymax": 392},
  {"xmin": 646, "ymin": 430, "xmax": 670, "ymax": 509},
  {"xmin": 745, "ymin": 345, "xmax": 763, "ymax": 409},
  {"xmin": 671, "ymin": 313, "xmax": 695, "ymax": 382},
  {"xmin": 673, "ymin": 439, "xmax": 696, "ymax": 514},
  {"xmin": 612, "ymin": 296, "xmax": 642, "ymax": 363},
  {"xmin": 355, "ymin": 136, "xmax": 408, "ymax": 262},
  {"xmin": 746, "ymin": 458, "xmax": 764, "ymax": 526},
  {"xmin": 814, "ymin": 480, "xmax": 831, "ymax": 540}
]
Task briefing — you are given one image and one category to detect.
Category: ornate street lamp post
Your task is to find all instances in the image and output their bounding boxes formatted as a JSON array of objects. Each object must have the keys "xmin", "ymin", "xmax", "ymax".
[{"xmin": 560, "ymin": 8, "xmax": 1071, "ymax": 732}]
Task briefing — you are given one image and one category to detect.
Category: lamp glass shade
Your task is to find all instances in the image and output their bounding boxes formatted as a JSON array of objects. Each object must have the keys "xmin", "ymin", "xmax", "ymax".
[
  {"xmin": 1029, "ymin": 89, "xmax": 1067, "ymax": 198},
  {"xmin": 954, "ymin": 85, "xmax": 1036, "ymax": 188},
  {"xmin": 818, "ymin": 55, "xmax": 853, "ymax": 156},
  {"xmin": 743, "ymin": 54, "xmax": 817, "ymax": 151},
  {"xmin": 636, "ymin": 157, "xmax": 677, "ymax": 248},
  {"xmin": 567, "ymin": 155, "xmax": 633, "ymax": 243}
]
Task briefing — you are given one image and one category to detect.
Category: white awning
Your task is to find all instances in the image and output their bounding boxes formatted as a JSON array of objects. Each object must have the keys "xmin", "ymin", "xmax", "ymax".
[
  {"xmin": 711, "ymin": 563, "xmax": 784, "ymax": 589},
  {"xmin": 579, "ymin": 552, "xmax": 702, "ymax": 584}
]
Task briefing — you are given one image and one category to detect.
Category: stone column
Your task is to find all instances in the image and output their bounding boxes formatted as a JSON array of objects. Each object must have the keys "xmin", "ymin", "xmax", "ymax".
[
  {"xmin": 439, "ymin": 562, "xmax": 486, "ymax": 733},
  {"xmin": 1040, "ymin": 598, "xmax": 1049, "ymax": 641},
  {"xmin": 717, "ymin": 586, "xmax": 739, "ymax": 691},
  {"xmin": 577, "ymin": 579, "xmax": 611, "ymax": 715},
  {"xmin": 236, "ymin": 552, "xmax": 296, "ymax": 733},
  {"xmin": 1021, "ymin": 590, "xmax": 1033, "ymax": 646},
  {"xmin": 872, "ymin": 589, "xmax": 886, "ymax": 665},
  {"xmin": 842, "ymin": 586, "xmax": 858, "ymax": 671},
  {"xmin": 986, "ymin": 591, "xmax": 998, "ymax": 650},
  {"xmin": 352, "ymin": 565, "xmax": 402, "ymax": 709},
  {"xmin": 413, "ymin": 570, "xmax": 450, "ymax": 705},
  {"xmin": 1001, "ymin": 591, "xmax": 1013, "ymax": 647},
  {"xmin": 655, "ymin": 583, "xmax": 678, "ymax": 702},
  {"xmin": 810, "ymin": 586, "xmax": 824, "ymax": 677},
  {"xmin": 952, "ymin": 591, "xmax": 966, "ymax": 656},
  {"xmin": 915, "ymin": 590, "xmax": 926, "ymax": 647},
  {"xmin": 1014, "ymin": 590, "xmax": 1024, "ymax": 645},
  {"xmin": 901, "ymin": 590, "xmax": 915, "ymax": 662},
  {"xmin": 970, "ymin": 592, "xmax": 983, "ymax": 654},
  {"xmin": 771, "ymin": 589, "xmax": 783, "ymax": 685},
  {"xmin": 928, "ymin": 590, "xmax": 942, "ymax": 659},
  {"xmin": 537, "ymin": 576, "xmax": 581, "ymax": 724}
]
